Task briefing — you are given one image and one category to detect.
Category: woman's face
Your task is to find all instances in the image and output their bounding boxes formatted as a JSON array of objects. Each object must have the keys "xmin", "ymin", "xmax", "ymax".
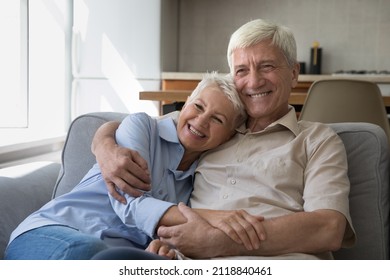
[{"xmin": 177, "ymin": 85, "xmax": 238, "ymax": 154}]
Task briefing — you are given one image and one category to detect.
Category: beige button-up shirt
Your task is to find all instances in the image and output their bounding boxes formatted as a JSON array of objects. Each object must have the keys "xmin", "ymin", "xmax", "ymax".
[{"xmin": 190, "ymin": 107, "xmax": 356, "ymax": 259}]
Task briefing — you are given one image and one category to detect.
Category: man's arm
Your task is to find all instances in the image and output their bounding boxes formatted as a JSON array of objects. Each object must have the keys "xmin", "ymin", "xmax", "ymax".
[
  {"xmin": 157, "ymin": 204, "xmax": 346, "ymax": 259},
  {"xmin": 92, "ymin": 121, "xmax": 151, "ymax": 203},
  {"xmin": 158, "ymin": 204, "xmax": 266, "ymax": 251}
]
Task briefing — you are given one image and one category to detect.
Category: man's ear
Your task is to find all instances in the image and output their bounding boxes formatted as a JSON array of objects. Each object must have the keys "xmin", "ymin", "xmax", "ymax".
[{"xmin": 291, "ymin": 63, "xmax": 300, "ymax": 88}]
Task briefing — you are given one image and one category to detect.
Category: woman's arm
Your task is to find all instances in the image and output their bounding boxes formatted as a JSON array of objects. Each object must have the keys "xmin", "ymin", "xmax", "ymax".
[{"xmin": 104, "ymin": 114, "xmax": 179, "ymax": 241}]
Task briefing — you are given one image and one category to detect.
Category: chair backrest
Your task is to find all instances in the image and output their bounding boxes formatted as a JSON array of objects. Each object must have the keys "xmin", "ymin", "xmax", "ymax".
[
  {"xmin": 329, "ymin": 122, "xmax": 389, "ymax": 260},
  {"xmin": 299, "ymin": 79, "xmax": 390, "ymax": 143}
]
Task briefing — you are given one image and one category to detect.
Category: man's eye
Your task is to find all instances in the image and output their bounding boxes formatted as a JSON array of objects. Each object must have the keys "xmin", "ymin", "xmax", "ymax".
[
  {"xmin": 261, "ymin": 64, "xmax": 275, "ymax": 72},
  {"xmin": 235, "ymin": 69, "xmax": 246, "ymax": 76}
]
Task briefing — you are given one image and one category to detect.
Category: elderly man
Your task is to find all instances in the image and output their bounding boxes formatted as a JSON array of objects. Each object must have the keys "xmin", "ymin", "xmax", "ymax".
[{"xmin": 91, "ymin": 19, "xmax": 355, "ymax": 260}]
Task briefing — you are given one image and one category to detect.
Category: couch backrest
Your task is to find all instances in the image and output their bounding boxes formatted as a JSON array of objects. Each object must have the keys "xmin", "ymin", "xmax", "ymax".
[
  {"xmin": 329, "ymin": 122, "xmax": 390, "ymax": 259},
  {"xmin": 52, "ymin": 112, "xmax": 127, "ymax": 198}
]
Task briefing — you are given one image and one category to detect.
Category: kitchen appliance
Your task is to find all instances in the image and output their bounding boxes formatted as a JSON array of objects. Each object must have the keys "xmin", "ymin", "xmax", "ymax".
[{"xmin": 71, "ymin": 0, "xmax": 160, "ymax": 119}]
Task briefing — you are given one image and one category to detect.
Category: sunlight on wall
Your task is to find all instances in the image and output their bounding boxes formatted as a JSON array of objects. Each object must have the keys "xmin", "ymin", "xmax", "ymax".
[{"xmin": 101, "ymin": 33, "xmax": 159, "ymax": 115}]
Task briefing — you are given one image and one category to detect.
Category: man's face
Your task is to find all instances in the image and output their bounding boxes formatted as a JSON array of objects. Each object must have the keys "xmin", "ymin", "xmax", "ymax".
[{"xmin": 232, "ymin": 40, "xmax": 299, "ymax": 124}]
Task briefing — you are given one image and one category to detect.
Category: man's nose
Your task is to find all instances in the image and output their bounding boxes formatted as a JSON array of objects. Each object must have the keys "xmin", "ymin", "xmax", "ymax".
[{"xmin": 248, "ymin": 70, "xmax": 266, "ymax": 89}]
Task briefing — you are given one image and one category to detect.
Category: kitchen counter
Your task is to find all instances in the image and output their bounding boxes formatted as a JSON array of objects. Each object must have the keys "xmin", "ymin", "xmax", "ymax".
[
  {"xmin": 161, "ymin": 72, "xmax": 390, "ymax": 97},
  {"xmin": 162, "ymin": 72, "xmax": 390, "ymax": 84},
  {"xmin": 139, "ymin": 72, "xmax": 390, "ymax": 115}
]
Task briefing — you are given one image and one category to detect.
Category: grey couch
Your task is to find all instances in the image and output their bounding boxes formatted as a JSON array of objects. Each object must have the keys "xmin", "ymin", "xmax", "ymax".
[{"xmin": 0, "ymin": 112, "xmax": 389, "ymax": 259}]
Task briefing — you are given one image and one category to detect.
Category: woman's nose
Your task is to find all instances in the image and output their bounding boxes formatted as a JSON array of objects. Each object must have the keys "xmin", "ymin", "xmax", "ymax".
[{"xmin": 196, "ymin": 114, "xmax": 209, "ymax": 128}]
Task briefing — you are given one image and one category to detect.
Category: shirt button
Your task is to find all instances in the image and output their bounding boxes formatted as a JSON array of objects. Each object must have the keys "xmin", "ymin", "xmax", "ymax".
[
  {"xmin": 230, "ymin": 179, "xmax": 236, "ymax": 185},
  {"xmin": 223, "ymin": 194, "xmax": 228, "ymax": 199},
  {"xmin": 158, "ymin": 190, "xmax": 163, "ymax": 195}
]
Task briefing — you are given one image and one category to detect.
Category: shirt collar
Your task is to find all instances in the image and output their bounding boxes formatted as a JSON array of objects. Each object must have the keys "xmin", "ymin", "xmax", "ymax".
[
  {"xmin": 238, "ymin": 106, "xmax": 300, "ymax": 137},
  {"xmin": 157, "ymin": 113, "xmax": 180, "ymax": 143}
]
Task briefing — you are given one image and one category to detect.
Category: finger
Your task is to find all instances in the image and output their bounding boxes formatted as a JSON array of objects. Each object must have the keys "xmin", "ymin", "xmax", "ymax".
[
  {"xmin": 219, "ymin": 210, "xmax": 260, "ymax": 250},
  {"xmin": 112, "ymin": 177, "xmax": 145, "ymax": 198},
  {"xmin": 105, "ymin": 181, "xmax": 127, "ymax": 204},
  {"xmin": 238, "ymin": 211, "xmax": 266, "ymax": 242},
  {"xmin": 157, "ymin": 225, "xmax": 171, "ymax": 239},
  {"xmin": 158, "ymin": 245, "xmax": 171, "ymax": 256},
  {"xmin": 130, "ymin": 150, "xmax": 150, "ymax": 173},
  {"xmin": 114, "ymin": 161, "xmax": 151, "ymax": 192},
  {"xmin": 121, "ymin": 172, "xmax": 151, "ymax": 192},
  {"xmin": 228, "ymin": 220, "xmax": 255, "ymax": 250},
  {"xmin": 216, "ymin": 221, "xmax": 243, "ymax": 245},
  {"xmin": 127, "ymin": 151, "xmax": 151, "ymax": 185},
  {"xmin": 145, "ymin": 242, "xmax": 158, "ymax": 254},
  {"xmin": 235, "ymin": 212, "xmax": 266, "ymax": 249},
  {"xmin": 245, "ymin": 214, "xmax": 266, "ymax": 241},
  {"xmin": 165, "ymin": 249, "xmax": 176, "ymax": 260},
  {"xmin": 177, "ymin": 202, "xmax": 200, "ymax": 222}
]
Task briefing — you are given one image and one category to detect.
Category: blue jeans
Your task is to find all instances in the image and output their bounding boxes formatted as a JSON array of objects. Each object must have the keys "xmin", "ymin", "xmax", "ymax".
[{"xmin": 5, "ymin": 225, "xmax": 109, "ymax": 260}]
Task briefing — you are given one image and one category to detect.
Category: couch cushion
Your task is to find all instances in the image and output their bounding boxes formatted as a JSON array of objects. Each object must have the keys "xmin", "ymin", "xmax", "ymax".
[
  {"xmin": 0, "ymin": 161, "xmax": 61, "ymax": 259},
  {"xmin": 52, "ymin": 112, "xmax": 127, "ymax": 198},
  {"xmin": 329, "ymin": 122, "xmax": 390, "ymax": 259}
]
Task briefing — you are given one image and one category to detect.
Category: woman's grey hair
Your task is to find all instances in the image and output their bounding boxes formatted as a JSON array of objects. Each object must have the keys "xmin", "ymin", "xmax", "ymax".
[
  {"xmin": 227, "ymin": 19, "xmax": 297, "ymax": 73},
  {"xmin": 187, "ymin": 71, "xmax": 247, "ymax": 127}
]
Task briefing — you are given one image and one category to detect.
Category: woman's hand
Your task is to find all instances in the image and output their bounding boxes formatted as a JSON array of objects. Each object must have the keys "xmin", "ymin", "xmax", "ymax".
[{"xmin": 146, "ymin": 239, "xmax": 176, "ymax": 259}]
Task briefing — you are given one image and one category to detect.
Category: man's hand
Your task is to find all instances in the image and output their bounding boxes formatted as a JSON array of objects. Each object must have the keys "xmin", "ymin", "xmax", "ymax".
[
  {"xmin": 92, "ymin": 121, "xmax": 151, "ymax": 204},
  {"xmin": 157, "ymin": 203, "xmax": 232, "ymax": 259},
  {"xmin": 197, "ymin": 209, "xmax": 266, "ymax": 250},
  {"xmin": 99, "ymin": 146, "xmax": 151, "ymax": 203}
]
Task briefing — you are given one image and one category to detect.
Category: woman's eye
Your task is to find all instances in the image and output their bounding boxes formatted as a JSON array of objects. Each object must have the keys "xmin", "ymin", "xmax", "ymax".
[
  {"xmin": 194, "ymin": 103, "xmax": 203, "ymax": 110},
  {"xmin": 212, "ymin": 116, "xmax": 223, "ymax": 124}
]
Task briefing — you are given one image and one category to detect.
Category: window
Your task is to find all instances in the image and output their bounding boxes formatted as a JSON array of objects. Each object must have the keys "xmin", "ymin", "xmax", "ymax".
[
  {"xmin": 0, "ymin": 0, "xmax": 72, "ymax": 168},
  {"xmin": 0, "ymin": 0, "xmax": 28, "ymax": 128},
  {"xmin": 0, "ymin": 0, "xmax": 71, "ymax": 151}
]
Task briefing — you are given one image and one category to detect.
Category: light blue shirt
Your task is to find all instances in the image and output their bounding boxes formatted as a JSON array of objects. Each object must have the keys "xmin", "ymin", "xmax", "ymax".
[{"xmin": 9, "ymin": 112, "xmax": 196, "ymax": 247}]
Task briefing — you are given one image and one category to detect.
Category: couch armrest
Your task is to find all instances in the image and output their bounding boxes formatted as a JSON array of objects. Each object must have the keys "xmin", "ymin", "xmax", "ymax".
[{"xmin": 0, "ymin": 161, "xmax": 61, "ymax": 259}]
